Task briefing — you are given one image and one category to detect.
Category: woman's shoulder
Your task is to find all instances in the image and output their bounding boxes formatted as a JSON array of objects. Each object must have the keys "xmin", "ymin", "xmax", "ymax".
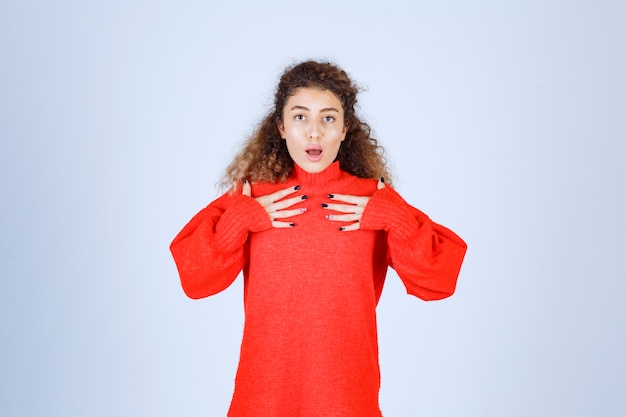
[
  {"xmin": 249, "ymin": 178, "xmax": 299, "ymax": 197},
  {"xmin": 336, "ymin": 172, "xmax": 379, "ymax": 195}
]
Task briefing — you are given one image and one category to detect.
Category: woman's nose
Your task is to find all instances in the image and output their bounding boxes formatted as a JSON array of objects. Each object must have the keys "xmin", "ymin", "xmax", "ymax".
[{"xmin": 308, "ymin": 121, "xmax": 321, "ymax": 139}]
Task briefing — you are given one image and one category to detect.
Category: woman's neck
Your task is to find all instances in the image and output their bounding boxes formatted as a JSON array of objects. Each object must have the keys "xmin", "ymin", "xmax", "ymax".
[{"xmin": 292, "ymin": 161, "xmax": 343, "ymax": 186}]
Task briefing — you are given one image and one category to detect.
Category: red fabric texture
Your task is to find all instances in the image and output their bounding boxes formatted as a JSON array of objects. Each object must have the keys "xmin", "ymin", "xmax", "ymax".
[{"xmin": 170, "ymin": 162, "xmax": 467, "ymax": 417}]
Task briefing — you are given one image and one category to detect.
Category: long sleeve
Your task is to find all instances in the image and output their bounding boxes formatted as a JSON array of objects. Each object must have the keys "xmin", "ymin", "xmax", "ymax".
[
  {"xmin": 170, "ymin": 191, "xmax": 272, "ymax": 299},
  {"xmin": 360, "ymin": 186, "xmax": 467, "ymax": 301}
]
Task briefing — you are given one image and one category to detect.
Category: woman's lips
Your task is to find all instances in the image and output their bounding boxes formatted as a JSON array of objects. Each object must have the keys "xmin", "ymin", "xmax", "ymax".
[{"xmin": 306, "ymin": 147, "xmax": 323, "ymax": 162}]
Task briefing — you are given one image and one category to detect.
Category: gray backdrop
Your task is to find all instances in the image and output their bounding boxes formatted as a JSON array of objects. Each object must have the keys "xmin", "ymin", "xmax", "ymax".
[{"xmin": 1, "ymin": 1, "xmax": 624, "ymax": 416}]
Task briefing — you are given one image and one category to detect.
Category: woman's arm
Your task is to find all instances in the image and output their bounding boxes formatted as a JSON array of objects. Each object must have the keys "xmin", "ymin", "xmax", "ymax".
[
  {"xmin": 360, "ymin": 186, "xmax": 467, "ymax": 301},
  {"xmin": 170, "ymin": 191, "xmax": 272, "ymax": 299}
]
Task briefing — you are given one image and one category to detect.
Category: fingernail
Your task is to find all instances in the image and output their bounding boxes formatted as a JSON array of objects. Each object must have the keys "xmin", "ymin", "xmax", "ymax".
[
  {"xmin": 242, "ymin": 178, "xmax": 247, "ymax": 184},
  {"xmin": 289, "ymin": 222, "xmax": 295, "ymax": 227},
  {"xmin": 325, "ymin": 214, "xmax": 333, "ymax": 220},
  {"xmin": 301, "ymin": 195, "xmax": 308, "ymax": 200},
  {"xmin": 327, "ymin": 194, "xmax": 334, "ymax": 198},
  {"xmin": 294, "ymin": 185, "xmax": 302, "ymax": 190},
  {"xmin": 380, "ymin": 177, "xmax": 385, "ymax": 183},
  {"xmin": 338, "ymin": 226, "xmax": 345, "ymax": 231},
  {"xmin": 299, "ymin": 208, "xmax": 307, "ymax": 213},
  {"xmin": 320, "ymin": 203, "xmax": 328, "ymax": 208}
]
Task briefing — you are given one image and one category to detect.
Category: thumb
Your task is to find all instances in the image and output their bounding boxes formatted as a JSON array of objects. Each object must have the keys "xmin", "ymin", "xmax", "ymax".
[
  {"xmin": 377, "ymin": 177, "xmax": 386, "ymax": 190},
  {"xmin": 241, "ymin": 178, "xmax": 251, "ymax": 197}
]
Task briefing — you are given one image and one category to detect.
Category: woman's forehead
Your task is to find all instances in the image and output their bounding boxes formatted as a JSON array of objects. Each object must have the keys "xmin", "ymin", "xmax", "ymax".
[{"xmin": 284, "ymin": 87, "xmax": 343, "ymax": 109}]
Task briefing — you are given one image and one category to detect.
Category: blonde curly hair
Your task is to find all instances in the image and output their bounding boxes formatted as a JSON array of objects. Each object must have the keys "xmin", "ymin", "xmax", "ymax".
[{"xmin": 219, "ymin": 60, "xmax": 391, "ymax": 191}]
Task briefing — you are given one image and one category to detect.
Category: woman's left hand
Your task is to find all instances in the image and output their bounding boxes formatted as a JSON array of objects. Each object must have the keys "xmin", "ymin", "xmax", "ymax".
[{"xmin": 323, "ymin": 178, "xmax": 385, "ymax": 231}]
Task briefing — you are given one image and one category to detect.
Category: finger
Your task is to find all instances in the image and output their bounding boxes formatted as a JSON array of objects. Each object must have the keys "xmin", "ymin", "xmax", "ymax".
[
  {"xmin": 242, "ymin": 179, "xmax": 251, "ymax": 197},
  {"xmin": 321, "ymin": 202, "xmax": 365, "ymax": 214},
  {"xmin": 324, "ymin": 213, "xmax": 361, "ymax": 222},
  {"xmin": 257, "ymin": 185, "xmax": 301, "ymax": 206},
  {"xmin": 338, "ymin": 222, "xmax": 361, "ymax": 232},
  {"xmin": 269, "ymin": 195, "xmax": 308, "ymax": 211},
  {"xmin": 377, "ymin": 177, "xmax": 386, "ymax": 190},
  {"xmin": 270, "ymin": 207, "xmax": 307, "ymax": 220},
  {"xmin": 327, "ymin": 193, "xmax": 370, "ymax": 206},
  {"xmin": 272, "ymin": 220, "xmax": 296, "ymax": 228}
]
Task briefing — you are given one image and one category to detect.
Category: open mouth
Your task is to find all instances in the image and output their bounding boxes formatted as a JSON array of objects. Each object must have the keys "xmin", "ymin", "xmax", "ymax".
[{"xmin": 305, "ymin": 147, "xmax": 323, "ymax": 162}]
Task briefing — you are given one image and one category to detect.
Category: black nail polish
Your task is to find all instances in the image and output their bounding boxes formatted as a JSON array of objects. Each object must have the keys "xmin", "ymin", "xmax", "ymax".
[
  {"xmin": 301, "ymin": 195, "xmax": 308, "ymax": 200},
  {"xmin": 294, "ymin": 185, "xmax": 302, "ymax": 191},
  {"xmin": 380, "ymin": 177, "xmax": 385, "ymax": 183},
  {"xmin": 321, "ymin": 203, "xmax": 328, "ymax": 208},
  {"xmin": 327, "ymin": 194, "xmax": 334, "ymax": 198},
  {"xmin": 242, "ymin": 178, "xmax": 247, "ymax": 184},
  {"xmin": 289, "ymin": 223, "xmax": 295, "ymax": 227},
  {"xmin": 338, "ymin": 227, "xmax": 345, "ymax": 231}
]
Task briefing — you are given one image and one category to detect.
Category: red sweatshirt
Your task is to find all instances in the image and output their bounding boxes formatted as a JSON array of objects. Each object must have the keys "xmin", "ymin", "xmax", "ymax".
[{"xmin": 170, "ymin": 161, "xmax": 467, "ymax": 417}]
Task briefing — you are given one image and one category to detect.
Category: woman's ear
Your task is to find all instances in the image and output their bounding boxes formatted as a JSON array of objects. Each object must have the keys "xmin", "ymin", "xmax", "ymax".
[{"xmin": 277, "ymin": 120, "xmax": 285, "ymax": 139}]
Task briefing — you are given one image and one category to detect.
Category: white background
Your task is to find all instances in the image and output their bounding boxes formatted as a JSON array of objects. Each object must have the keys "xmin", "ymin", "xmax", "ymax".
[{"xmin": 1, "ymin": 1, "xmax": 624, "ymax": 416}]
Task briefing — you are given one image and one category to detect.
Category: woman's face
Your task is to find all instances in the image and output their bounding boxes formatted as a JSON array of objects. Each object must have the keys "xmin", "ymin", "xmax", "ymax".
[{"xmin": 278, "ymin": 87, "xmax": 347, "ymax": 173}]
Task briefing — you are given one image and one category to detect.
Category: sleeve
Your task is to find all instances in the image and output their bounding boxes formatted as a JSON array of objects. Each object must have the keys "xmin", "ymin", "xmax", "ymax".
[
  {"xmin": 169, "ymin": 190, "xmax": 273, "ymax": 299},
  {"xmin": 360, "ymin": 186, "xmax": 467, "ymax": 301}
]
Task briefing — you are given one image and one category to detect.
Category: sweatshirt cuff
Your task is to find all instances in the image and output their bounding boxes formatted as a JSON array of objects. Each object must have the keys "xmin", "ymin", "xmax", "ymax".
[
  {"xmin": 215, "ymin": 195, "xmax": 272, "ymax": 252},
  {"xmin": 360, "ymin": 187, "xmax": 427, "ymax": 241}
]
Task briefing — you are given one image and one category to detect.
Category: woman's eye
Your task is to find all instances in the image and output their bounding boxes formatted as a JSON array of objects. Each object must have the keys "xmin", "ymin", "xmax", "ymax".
[
  {"xmin": 324, "ymin": 116, "xmax": 335, "ymax": 122},
  {"xmin": 294, "ymin": 114, "xmax": 305, "ymax": 121}
]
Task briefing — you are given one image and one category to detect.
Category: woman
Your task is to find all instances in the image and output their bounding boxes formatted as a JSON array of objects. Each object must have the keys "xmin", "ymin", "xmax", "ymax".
[{"xmin": 170, "ymin": 60, "xmax": 467, "ymax": 416}]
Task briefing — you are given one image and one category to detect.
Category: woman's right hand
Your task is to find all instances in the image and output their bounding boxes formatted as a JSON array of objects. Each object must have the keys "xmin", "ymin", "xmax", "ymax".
[{"xmin": 242, "ymin": 180, "xmax": 307, "ymax": 228}]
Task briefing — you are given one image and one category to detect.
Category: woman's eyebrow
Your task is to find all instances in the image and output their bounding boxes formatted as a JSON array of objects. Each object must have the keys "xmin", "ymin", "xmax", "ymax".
[{"xmin": 289, "ymin": 105, "xmax": 340, "ymax": 112}]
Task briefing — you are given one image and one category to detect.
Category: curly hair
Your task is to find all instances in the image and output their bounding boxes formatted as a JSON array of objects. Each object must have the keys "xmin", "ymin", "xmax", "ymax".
[{"xmin": 219, "ymin": 60, "xmax": 391, "ymax": 190}]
